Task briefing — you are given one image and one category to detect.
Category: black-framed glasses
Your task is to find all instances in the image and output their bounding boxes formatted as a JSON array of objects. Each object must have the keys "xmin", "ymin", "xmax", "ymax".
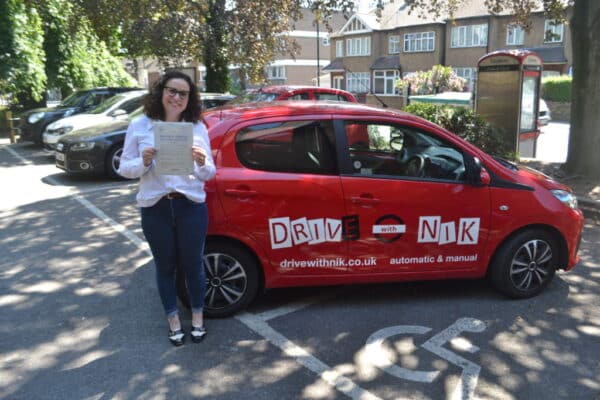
[{"xmin": 164, "ymin": 86, "xmax": 190, "ymax": 99}]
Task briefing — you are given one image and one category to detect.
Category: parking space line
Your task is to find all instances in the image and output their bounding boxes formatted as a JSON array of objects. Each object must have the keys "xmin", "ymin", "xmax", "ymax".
[
  {"xmin": 236, "ymin": 312, "xmax": 382, "ymax": 400},
  {"xmin": 255, "ymin": 289, "xmax": 346, "ymax": 322},
  {"xmin": 2, "ymin": 145, "xmax": 33, "ymax": 165}
]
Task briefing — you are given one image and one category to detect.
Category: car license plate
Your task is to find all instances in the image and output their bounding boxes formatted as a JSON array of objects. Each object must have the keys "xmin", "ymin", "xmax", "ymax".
[{"xmin": 56, "ymin": 152, "xmax": 65, "ymax": 162}]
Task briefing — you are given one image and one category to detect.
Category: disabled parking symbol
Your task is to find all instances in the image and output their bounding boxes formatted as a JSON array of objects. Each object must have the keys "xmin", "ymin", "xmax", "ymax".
[{"xmin": 364, "ymin": 317, "xmax": 486, "ymax": 400}]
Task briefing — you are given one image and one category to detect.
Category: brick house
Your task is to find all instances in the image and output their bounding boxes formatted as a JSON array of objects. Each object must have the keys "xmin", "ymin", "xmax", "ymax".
[{"xmin": 323, "ymin": 0, "xmax": 572, "ymax": 105}]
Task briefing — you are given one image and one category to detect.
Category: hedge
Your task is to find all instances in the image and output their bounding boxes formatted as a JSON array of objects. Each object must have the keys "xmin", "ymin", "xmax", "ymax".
[
  {"xmin": 403, "ymin": 102, "xmax": 515, "ymax": 159},
  {"xmin": 541, "ymin": 76, "xmax": 571, "ymax": 102}
]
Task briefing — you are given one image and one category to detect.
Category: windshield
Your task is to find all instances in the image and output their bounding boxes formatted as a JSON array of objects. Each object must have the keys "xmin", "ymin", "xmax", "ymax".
[
  {"xmin": 89, "ymin": 94, "xmax": 126, "ymax": 114},
  {"xmin": 61, "ymin": 91, "xmax": 89, "ymax": 107},
  {"xmin": 229, "ymin": 91, "xmax": 278, "ymax": 104},
  {"xmin": 128, "ymin": 107, "xmax": 144, "ymax": 121}
]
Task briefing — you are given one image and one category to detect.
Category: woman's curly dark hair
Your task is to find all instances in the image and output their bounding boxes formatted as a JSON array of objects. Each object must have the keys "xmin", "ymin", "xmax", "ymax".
[{"xmin": 143, "ymin": 71, "xmax": 201, "ymax": 123}]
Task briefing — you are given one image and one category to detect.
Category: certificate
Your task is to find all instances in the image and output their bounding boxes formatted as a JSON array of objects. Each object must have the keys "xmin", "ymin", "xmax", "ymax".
[{"xmin": 153, "ymin": 122, "xmax": 194, "ymax": 175}]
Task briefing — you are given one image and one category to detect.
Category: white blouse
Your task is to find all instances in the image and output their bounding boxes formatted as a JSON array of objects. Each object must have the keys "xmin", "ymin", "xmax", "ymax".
[{"xmin": 118, "ymin": 114, "xmax": 216, "ymax": 207}]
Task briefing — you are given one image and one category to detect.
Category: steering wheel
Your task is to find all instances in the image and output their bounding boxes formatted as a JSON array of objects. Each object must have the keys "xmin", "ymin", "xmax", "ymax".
[{"xmin": 406, "ymin": 155, "xmax": 426, "ymax": 177}]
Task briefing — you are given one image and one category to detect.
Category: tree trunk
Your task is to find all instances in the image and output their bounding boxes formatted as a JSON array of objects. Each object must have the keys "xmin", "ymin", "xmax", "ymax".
[
  {"xmin": 203, "ymin": 0, "xmax": 230, "ymax": 93},
  {"xmin": 565, "ymin": 0, "xmax": 600, "ymax": 179}
]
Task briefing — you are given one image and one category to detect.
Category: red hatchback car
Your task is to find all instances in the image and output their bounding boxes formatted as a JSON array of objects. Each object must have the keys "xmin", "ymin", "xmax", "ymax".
[
  {"xmin": 229, "ymin": 85, "xmax": 358, "ymax": 103},
  {"xmin": 183, "ymin": 101, "xmax": 583, "ymax": 317}
]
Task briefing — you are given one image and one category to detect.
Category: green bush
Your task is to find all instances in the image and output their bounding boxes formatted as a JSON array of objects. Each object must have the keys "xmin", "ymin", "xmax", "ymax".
[
  {"xmin": 404, "ymin": 102, "xmax": 514, "ymax": 158},
  {"xmin": 541, "ymin": 75, "xmax": 571, "ymax": 102}
]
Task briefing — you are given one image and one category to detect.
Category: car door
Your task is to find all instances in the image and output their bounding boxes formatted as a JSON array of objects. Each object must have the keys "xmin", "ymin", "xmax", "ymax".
[
  {"xmin": 335, "ymin": 118, "xmax": 491, "ymax": 275},
  {"xmin": 216, "ymin": 117, "xmax": 349, "ymax": 276}
]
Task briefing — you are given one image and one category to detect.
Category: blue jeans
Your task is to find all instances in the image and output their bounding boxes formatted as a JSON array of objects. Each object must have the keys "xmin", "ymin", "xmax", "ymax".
[{"xmin": 141, "ymin": 197, "xmax": 208, "ymax": 317}]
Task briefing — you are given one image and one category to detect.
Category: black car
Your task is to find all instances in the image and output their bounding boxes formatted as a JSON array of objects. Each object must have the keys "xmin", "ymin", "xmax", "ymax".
[
  {"xmin": 55, "ymin": 93, "xmax": 234, "ymax": 179},
  {"xmin": 20, "ymin": 87, "xmax": 141, "ymax": 145}
]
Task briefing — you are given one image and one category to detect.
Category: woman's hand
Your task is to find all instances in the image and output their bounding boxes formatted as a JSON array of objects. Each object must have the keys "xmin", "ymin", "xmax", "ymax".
[
  {"xmin": 142, "ymin": 147, "xmax": 156, "ymax": 167},
  {"xmin": 192, "ymin": 146, "xmax": 207, "ymax": 166}
]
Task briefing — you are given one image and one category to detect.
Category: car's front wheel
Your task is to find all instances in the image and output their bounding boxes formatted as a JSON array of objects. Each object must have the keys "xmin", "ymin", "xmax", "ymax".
[
  {"xmin": 105, "ymin": 145, "xmax": 123, "ymax": 179},
  {"xmin": 177, "ymin": 240, "xmax": 260, "ymax": 318},
  {"xmin": 489, "ymin": 229, "xmax": 558, "ymax": 298}
]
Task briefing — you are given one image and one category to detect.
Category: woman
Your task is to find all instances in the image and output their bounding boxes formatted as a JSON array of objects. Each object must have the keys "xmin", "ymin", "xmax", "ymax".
[{"xmin": 118, "ymin": 71, "xmax": 216, "ymax": 346}]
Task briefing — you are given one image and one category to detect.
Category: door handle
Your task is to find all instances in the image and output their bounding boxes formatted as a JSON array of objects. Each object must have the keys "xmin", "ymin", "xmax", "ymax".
[
  {"xmin": 351, "ymin": 195, "xmax": 380, "ymax": 205},
  {"xmin": 224, "ymin": 188, "xmax": 258, "ymax": 197}
]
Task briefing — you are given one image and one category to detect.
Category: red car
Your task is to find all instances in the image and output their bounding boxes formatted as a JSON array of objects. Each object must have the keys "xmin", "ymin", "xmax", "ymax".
[
  {"xmin": 183, "ymin": 101, "xmax": 583, "ymax": 317},
  {"xmin": 229, "ymin": 85, "xmax": 358, "ymax": 103}
]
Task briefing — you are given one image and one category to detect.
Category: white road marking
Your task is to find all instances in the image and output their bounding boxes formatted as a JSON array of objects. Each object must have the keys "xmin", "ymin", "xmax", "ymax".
[
  {"xmin": 236, "ymin": 312, "xmax": 382, "ymax": 400},
  {"xmin": 364, "ymin": 325, "xmax": 439, "ymax": 382},
  {"xmin": 255, "ymin": 289, "xmax": 346, "ymax": 321},
  {"xmin": 363, "ymin": 318, "xmax": 486, "ymax": 400},
  {"xmin": 3, "ymin": 145, "xmax": 33, "ymax": 164},
  {"xmin": 421, "ymin": 318, "xmax": 486, "ymax": 400}
]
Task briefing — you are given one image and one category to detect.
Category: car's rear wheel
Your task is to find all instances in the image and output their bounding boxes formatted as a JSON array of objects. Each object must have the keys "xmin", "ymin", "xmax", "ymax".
[
  {"xmin": 105, "ymin": 145, "xmax": 123, "ymax": 179},
  {"xmin": 489, "ymin": 229, "xmax": 558, "ymax": 298},
  {"xmin": 176, "ymin": 240, "xmax": 260, "ymax": 318}
]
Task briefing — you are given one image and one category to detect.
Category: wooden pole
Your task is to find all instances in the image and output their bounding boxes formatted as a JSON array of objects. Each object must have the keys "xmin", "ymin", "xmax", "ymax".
[{"xmin": 5, "ymin": 111, "xmax": 18, "ymax": 144}]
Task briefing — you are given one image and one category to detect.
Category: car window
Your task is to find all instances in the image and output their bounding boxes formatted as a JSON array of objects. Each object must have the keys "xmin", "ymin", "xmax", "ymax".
[
  {"xmin": 236, "ymin": 120, "xmax": 337, "ymax": 175},
  {"xmin": 343, "ymin": 121, "xmax": 466, "ymax": 182},
  {"xmin": 119, "ymin": 97, "xmax": 144, "ymax": 113},
  {"xmin": 90, "ymin": 94, "xmax": 126, "ymax": 114},
  {"xmin": 61, "ymin": 91, "xmax": 89, "ymax": 107},
  {"xmin": 286, "ymin": 94, "xmax": 310, "ymax": 100},
  {"xmin": 315, "ymin": 93, "xmax": 349, "ymax": 101},
  {"xmin": 83, "ymin": 93, "xmax": 110, "ymax": 108}
]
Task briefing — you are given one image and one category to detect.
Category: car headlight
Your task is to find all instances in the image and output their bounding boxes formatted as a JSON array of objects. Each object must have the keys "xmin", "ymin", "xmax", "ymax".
[
  {"xmin": 551, "ymin": 189, "xmax": 578, "ymax": 209},
  {"xmin": 71, "ymin": 142, "xmax": 95, "ymax": 151},
  {"xmin": 28, "ymin": 112, "xmax": 45, "ymax": 124},
  {"xmin": 56, "ymin": 126, "xmax": 73, "ymax": 135}
]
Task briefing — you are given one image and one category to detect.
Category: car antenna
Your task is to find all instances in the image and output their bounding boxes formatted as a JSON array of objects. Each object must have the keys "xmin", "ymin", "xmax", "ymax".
[{"xmin": 345, "ymin": 66, "xmax": 388, "ymax": 108}]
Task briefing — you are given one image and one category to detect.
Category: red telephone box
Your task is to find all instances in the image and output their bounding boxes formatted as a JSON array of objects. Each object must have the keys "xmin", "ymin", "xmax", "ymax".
[{"xmin": 475, "ymin": 50, "xmax": 543, "ymax": 158}]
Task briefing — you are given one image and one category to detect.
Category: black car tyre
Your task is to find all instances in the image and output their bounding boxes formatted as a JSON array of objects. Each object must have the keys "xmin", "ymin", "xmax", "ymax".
[
  {"xmin": 489, "ymin": 229, "xmax": 557, "ymax": 298},
  {"xmin": 105, "ymin": 145, "xmax": 123, "ymax": 179},
  {"xmin": 176, "ymin": 240, "xmax": 260, "ymax": 318}
]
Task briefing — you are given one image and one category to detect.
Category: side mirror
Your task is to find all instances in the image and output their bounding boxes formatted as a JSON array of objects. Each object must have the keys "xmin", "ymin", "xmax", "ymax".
[
  {"xmin": 110, "ymin": 109, "xmax": 127, "ymax": 117},
  {"xmin": 465, "ymin": 155, "xmax": 489, "ymax": 186}
]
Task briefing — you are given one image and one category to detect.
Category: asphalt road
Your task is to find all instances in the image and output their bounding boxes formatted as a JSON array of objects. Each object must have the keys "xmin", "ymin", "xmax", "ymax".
[{"xmin": 0, "ymin": 139, "xmax": 598, "ymax": 400}]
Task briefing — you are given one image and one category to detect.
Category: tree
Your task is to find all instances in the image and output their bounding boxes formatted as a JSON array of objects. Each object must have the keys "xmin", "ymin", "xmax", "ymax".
[
  {"xmin": 404, "ymin": 0, "xmax": 599, "ymax": 179},
  {"xmin": 0, "ymin": 0, "xmax": 47, "ymax": 109},
  {"xmin": 0, "ymin": 0, "xmax": 136, "ymax": 109},
  {"xmin": 76, "ymin": 0, "xmax": 353, "ymax": 89}
]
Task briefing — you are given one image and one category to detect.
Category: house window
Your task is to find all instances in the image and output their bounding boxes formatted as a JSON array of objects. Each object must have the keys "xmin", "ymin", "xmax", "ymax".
[
  {"xmin": 454, "ymin": 67, "xmax": 476, "ymax": 88},
  {"xmin": 346, "ymin": 36, "xmax": 371, "ymax": 56},
  {"xmin": 268, "ymin": 66, "xmax": 286, "ymax": 79},
  {"xmin": 404, "ymin": 32, "xmax": 435, "ymax": 52},
  {"xmin": 506, "ymin": 25, "xmax": 524, "ymax": 45},
  {"xmin": 336, "ymin": 40, "xmax": 343, "ymax": 57},
  {"xmin": 451, "ymin": 24, "xmax": 488, "ymax": 47},
  {"xmin": 322, "ymin": 36, "xmax": 330, "ymax": 46},
  {"xmin": 374, "ymin": 70, "xmax": 400, "ymax": 95},
  {"xmin": 544, "ymin": 19, "xmax": 564, "ymax": 43},
  {"xmin": 347, "ymin": 18, "xmax": 368, "ymax": 32},
  {"xmin": 389, "ymin": 35, "xmax": 401, "ymax": 54},
  {"xmin": 333, "ymin": 76, "xmax": 344, "ymax": 89},
  {"xmin": 346, "ymin": 72, "xmax": 370, "ymax": 93}
]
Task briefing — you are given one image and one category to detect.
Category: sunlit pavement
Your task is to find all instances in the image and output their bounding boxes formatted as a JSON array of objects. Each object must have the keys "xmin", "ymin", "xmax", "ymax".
[
  {"xmin": 1, "ymin": 138, "xmax": 599, "ymax": 400},
  {"xmin": 534, "ymin": 122, "xmax": 570, "ymax": 163}
]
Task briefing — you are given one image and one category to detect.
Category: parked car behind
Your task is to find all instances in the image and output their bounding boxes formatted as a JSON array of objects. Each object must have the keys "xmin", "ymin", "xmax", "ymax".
[
  {"xmin": 19, "ymin": 87, "xmax": 141, "ymax": 145},
  {"xmin": 43, "ymin": 90, "xmax": 147, "ymax": 150},
  {"xmin": 180, "ymin": 101, "xmax": 583, "ymax": 318},
  {"xmin": 228, "ymin": 85, "xmax": 358, "ymax": 104},
  {"xmin": 538, "ymin": 99, "xmax": 552, "ymax": 126},
  {"xmin": 55, "ymin": 93, "xmax": 233, "ymax": 179}
]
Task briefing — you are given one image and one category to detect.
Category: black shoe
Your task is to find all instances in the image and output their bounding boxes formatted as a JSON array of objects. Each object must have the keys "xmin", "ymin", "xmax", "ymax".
[
  {"xmin": 190, "ymin": 326, "xmax": 206, "ymax": 343},
  {"xmin": 168, "ymin": 329, "xmax": 185, "ymax": 346}
]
